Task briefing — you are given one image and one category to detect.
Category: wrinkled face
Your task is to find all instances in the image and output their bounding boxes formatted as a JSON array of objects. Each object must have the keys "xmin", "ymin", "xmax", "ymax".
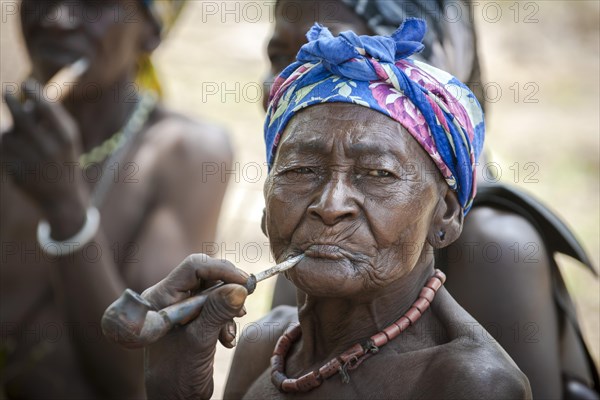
[
  {"xmin": 263, "ymin": 0, "xmax": 372, "ymax": 110},
  {"xmin": 20, "ymin": 0, "xmax": 157, "ymax": 85},
  {"xmin": 264, "ymin": 103, "xmax": 445, "ymax": 298}
]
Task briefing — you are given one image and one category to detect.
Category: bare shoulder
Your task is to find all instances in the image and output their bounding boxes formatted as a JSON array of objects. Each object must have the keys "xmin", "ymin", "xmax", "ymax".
[
  {"xmin": 446, "ymin": 204, "xmax": 552, "ymax": 302},
  {"xmin": 423, "ymin": 324, "xmax": 531, "ymax": 400},
  {"xmin": 425, "ymin": 292, "xmax": 532, "ymax": 399},
  {"xmin": 446, "ymin": 205, "xmax": 551, "ymax": 284},
  {"xmin": 434, "ymin": 338, "xmax": 532, "ymax": 399},
  {"xmin": 141, "ymin": 107, "xmax": 233, "ymax": 169},
  {"xmin": 133, "ymin": 106, "xmax": 234, "ymax": 204},
  {"xmin": 462, "ymin": 206, "xmax": 547, "ymax": 261},
  {"xmin": 224, "ymin": 306, "xmax": 298, "ymax": 400}
]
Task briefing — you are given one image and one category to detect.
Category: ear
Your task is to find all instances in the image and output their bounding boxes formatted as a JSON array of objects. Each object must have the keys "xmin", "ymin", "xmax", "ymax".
[
  {"xmin": 261, "ymin": 208, "xmax": 269, "ymax": 238},
  {"xmin": 427, "ymin": 187, "xmax": 463, "ymax": 249}
]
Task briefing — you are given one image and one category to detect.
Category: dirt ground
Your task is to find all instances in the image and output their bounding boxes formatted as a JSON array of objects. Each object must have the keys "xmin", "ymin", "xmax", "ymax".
[{"xmin": 1, "ymin": 1, "xmax": 598, "ymax": 398}]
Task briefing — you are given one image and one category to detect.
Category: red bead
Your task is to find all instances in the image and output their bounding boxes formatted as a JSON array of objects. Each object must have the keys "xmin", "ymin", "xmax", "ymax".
[
  {"xmin": 394, "ymin": 316, "xmax": 411, "ymax": 331},
  {"xmin": 370, "ymin": 331, "xmax": 388, "ymax": 347},
  {"xmin": 281, "ymin": 379, "xmax": 299, "ymax": 392},
  {"xmin": 270, "ymin": 355, "xmax": 284, "ymax": 372},
  {"xmin": 297, "ymin": 371, "xmax": 323, "ymax": 392},
  {"xmin": 339, "ymin": 343, "xmax": 365, "ymax": 363},
  {"xmin": 271, "ymin": 371, "xmax": 287, "ymax": 390},
  {"xmin": 405, "ymin": 306, "xmax": 421, "ymax": 324},
  {"xmin": 419, "ymin": 286, "xmax": 435, "ymax": 303},
  {"xmin": 319, "ymin": 358, "xmax": 342, "ymax": 379},
  {"xmin": 434, "ymin": 269, "xmax": 446, "ymax": 284},
  {"xmin": 285, "ymin": 324, "xmax": 302, "ymax": 341},
  {"xmin": 414, "ymin": 297, "xmax": 430, "ymax": 314},
  {"xmin": 273, "ymin": 335, "xmax": 292, "ymax": 356},
  {"xmin": 383, "ymin": 322, "xmax": 401, "ymax": 340},
  {"xmin": 426, "ymin": 277, "xmax": 442, "ymax": 292}
]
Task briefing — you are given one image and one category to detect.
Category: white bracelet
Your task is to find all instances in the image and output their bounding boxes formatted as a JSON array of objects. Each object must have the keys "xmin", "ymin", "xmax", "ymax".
[{"xmin": 37, "ymin": 207, "xmax": 101, "ymax": 256}]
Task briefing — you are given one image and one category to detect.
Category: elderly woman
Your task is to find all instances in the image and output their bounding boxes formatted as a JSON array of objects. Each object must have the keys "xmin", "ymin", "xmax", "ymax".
[
  {"xmin": 139, "ymin": 20, "xmax": 530, "ymax": 399},
  {"xmin": 265, "ymin": 2, "xmax": 600, "ymax": 399}
]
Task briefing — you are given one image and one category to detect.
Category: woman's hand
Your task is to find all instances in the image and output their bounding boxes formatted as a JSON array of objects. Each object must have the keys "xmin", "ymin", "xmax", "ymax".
[
  {"xmin": 142, "ymin": 254, "xmax": 249, "ymax": 400},
  {"xmin": 1, "ymin": 80, "xmax": 89, "ymax": 238}
]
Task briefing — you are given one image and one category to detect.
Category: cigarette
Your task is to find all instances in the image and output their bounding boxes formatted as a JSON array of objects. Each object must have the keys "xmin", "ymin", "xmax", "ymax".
[
  {"xmin": 45, "ymin": 58, "xmax": 89, "ymax": 102},
  {"xmin": 49, "ymin": 58, "xmax": 89, "ymax": 87},
  {"xmin": 20, "ymin": 58, "xmax": 89, "ymax": 106}
]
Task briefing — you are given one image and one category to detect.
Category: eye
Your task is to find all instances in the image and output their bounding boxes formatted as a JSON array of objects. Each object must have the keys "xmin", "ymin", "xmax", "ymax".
[
  {"xmin": 278, "ymin": 166, "xmax": 317, "ymax": 183},
  {"xmin": 289, "ymin": 167, "xmax": 314, "ymax": 174},
  {"xmin": 367, "ymin": 169, "xmax": 392, "ymax": 177}
]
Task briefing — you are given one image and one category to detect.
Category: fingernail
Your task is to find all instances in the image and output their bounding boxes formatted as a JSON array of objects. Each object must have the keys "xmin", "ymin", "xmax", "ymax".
[
  {"xmin": 238, "ymin": 269, "xmax": 249, "ymax": 279},
  {"xmin": 236, "ymin": 307, "xmax": 246, "ymax": 318},
  {"xmin": 227, "ymin": 323, "xmax": 235, "ymax": 337},
  {"xmin": 224, "ymin": 286, "xmax": 247, "ymax": 308}
]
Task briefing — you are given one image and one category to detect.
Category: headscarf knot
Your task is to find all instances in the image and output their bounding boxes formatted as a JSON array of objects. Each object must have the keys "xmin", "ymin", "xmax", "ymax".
[{"xmin": 296, "ymin": 19, "xmax": 426, "ymax": 82}]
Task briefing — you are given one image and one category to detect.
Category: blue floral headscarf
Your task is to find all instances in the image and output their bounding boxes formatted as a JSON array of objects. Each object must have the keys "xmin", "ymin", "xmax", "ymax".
[{"xmin": 264, "ymin": 19, "xmax": 484, "ymax": 214}]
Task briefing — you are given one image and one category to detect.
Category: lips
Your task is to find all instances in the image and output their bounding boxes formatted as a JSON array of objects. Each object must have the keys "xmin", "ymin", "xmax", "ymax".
[
  {"xmin": 31, "ymin": 34, "xmax": 91, "ymax": 62},
  {"xmin": 304, "ymin": 244, "xmax": 348, "ymax": 260}
]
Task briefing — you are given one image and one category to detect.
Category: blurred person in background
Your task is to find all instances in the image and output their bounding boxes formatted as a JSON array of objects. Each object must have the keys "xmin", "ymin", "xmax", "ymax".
[
  {"xmin": 0, "ymin": 0, "xmax": 231, "ymax": 398},
  {"xmin": 264, "ymin": 1, "xmax": 599, "ymax": 399}
]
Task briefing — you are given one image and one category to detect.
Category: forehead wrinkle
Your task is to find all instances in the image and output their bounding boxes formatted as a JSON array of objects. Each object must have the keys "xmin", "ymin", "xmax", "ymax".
[{"xmin": 278, "ymin": 110, "xmax": 422, "ymax": 163}]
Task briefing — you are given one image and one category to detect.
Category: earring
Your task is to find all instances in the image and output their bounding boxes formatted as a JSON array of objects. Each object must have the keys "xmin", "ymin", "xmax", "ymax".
[{"xmin": 438, "ymin": 231, "xmax": 445, "ymax": 241}]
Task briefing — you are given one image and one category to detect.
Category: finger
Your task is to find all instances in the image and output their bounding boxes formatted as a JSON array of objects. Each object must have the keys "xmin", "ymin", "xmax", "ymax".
[
  {"xmin": 182, "ymin": 254, "xmax": 250, "ymax": 286},
  {"xmin": 142, "ymin": 254, "xmax": 249, "ymax": 310},
  {"xmin": 1, "ymin": 131, "xmax": 39, "ymax": 163},
  {"xmin": 5, "ymin": 90, "xmax": 57, "ymax": 156},
  {"xmin": 4, "ymin": 92, "xmax": 37, "ymax": 134},
  {"xmin": 218, "ymin": 320, "xmax": 237, "ymax": 348},
  {"xmin": 22, "ymin": 80, "xmax": 75, "ymax": 145},
  {"xmin": 24, "ymin": 81, "xmax": 76, "ymax": 144},
  {"xmin": 141, "ymin": 281, "xmax": 190, "ymax": 311},
  {"xmin": 0, "ymin": 142, "xmax": 24, "ymax": 183},
  {"xmin": 164, "ymin": 254, "xmax": 249, "ymax": 295},
  {"xmin": 190, "ymin": 284, "xmax": 247, "ymax": 341}
]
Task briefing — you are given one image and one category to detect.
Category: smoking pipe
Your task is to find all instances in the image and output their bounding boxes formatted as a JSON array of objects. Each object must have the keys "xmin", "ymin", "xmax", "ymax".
[{"xmin": 101, "ymin": 255, "xmax": 304, "ymax": 349}]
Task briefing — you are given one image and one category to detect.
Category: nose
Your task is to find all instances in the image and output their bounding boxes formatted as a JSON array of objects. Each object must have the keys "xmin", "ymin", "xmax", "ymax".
[
  {"xmin": 40, "ymin": 2, "xmax": 81, "ymax": 30},
  {"xmin": 308, "ymin": 174, "xmax": 360, "ymax": 225}
]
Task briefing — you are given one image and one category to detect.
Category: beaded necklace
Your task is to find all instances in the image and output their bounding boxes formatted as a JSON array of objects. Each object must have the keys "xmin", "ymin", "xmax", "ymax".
[
  {"xmin": 270, "ymin": 269, "xmax": 446, "ymax": 393},
  {"xmin": 79, "ymin": 91, "xmax": 157, "ymax": 168},
  {"xmin": 81, "ymin": 91, "xmax": 158, "ymax": 207}
]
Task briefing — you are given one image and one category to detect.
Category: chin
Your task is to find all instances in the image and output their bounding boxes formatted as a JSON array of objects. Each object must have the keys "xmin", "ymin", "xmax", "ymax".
[{"xmin": 286, "ymin": 257, "xmax": 366, "ymax": 297}]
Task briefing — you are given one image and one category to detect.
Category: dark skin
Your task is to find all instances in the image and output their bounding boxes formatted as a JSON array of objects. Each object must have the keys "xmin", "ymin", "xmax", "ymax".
[
  {"xmin": 1, "ymin": 1, "xmax": 231, "ymax": 398},
  {"xmin": 265, "ymin": 2, "xmax": 567, "ymax": 398},
  {"xmin": 143, "ymin": 103, "xmax": 531, "ymax": 399}
]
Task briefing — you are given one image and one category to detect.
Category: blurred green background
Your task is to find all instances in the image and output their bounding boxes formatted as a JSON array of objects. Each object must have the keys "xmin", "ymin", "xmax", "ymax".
[{"xmin": 1, "ymin": 1, "xmax": 598, "ymax": 397}]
